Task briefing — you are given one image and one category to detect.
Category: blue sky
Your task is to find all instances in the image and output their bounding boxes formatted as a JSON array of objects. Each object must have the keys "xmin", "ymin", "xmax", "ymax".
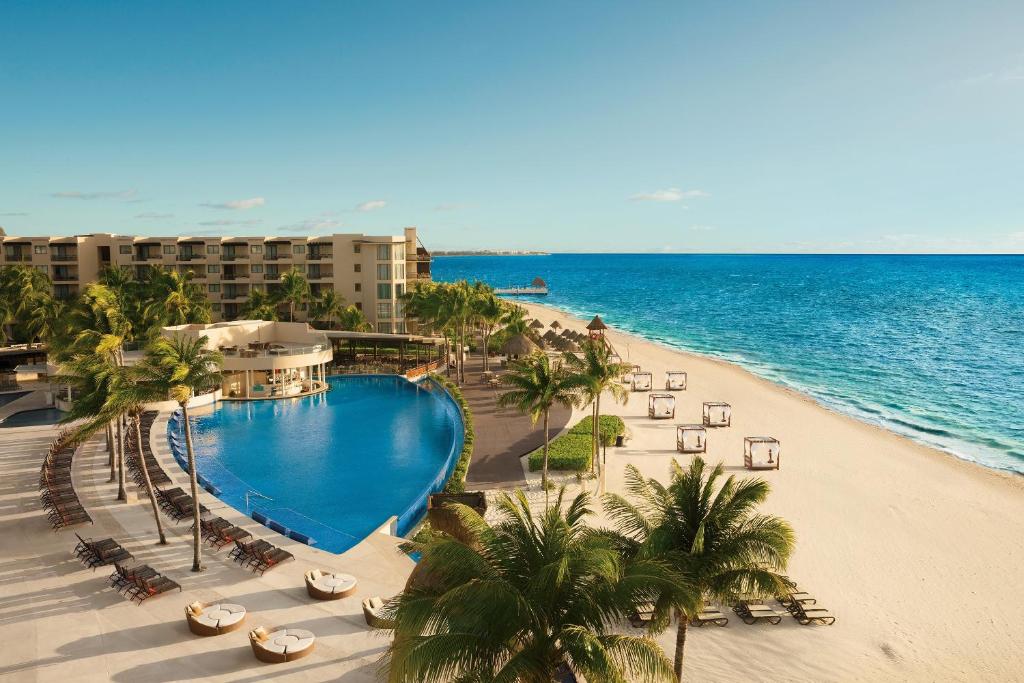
[{"xmin": 1, "ymin": 1, "xmax": 1022, "ymax": 253}]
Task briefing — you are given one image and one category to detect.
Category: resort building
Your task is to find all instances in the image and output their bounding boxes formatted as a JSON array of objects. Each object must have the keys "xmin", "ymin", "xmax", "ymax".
[
  {"xmin": 0, "ymin": 227, "xmax": 432, "ymax": 332},
  {"xmin": 163, "ymin": 320, "xmax": 333, "ymax": 400}
]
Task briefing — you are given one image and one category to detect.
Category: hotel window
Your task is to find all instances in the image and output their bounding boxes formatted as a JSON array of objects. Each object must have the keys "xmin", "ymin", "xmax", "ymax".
[
  {"xmin": 394, "ymin": 244, "xmax": 405, "ymax": 260},
  {"xmin": 355, "ymin": 302, "xmax": 362, "ymax": 310},
  {"xmin": 353, "ymin": 244, "xmax": 361, "ymax": 254},
  {"xmin": 354, "ymin": 283, "xmax": 361, "ymax": 292},
  {"xmin": 163, "ymin": 245, "xmax": 176, "ymax": 254},
  {"xmin": 354, "ymin": 263, "xmax": 361, "ymax": 273},
  {"xmin": 377, "ymin": 322, "xmax": 392, "ymax": 334},
  {"xmin": 250, "ymin": 244, "xmax": 263, "ymax": 254},
  {"xmin": 207, "ymin": 244, "xmax": 220, "ymax": 254},
  {"xmin": 207, "ymin": 264, "xmax": 220, "ymax": 274},
  {"xmin": 376, "ymin": 263, "xmax": 391, "ymax": 280},
  {"xmin": 377, "ymin": 283, "xmax": 392, "ymax": 300},
  {"xmin": 377, "ymin": 302, "xmax": 392, "ymax": 319},
  {"xmin": 34, "ymin": 245, "xmax": 48, "ymax": 254},
  {"xmin": 251, "ymin": 264, "xmax": 263, "ymax": 273},
  {"xmin": 35, "ymin": 265, "xmax": 48, "ymax": 274},
  {"xmin": 394, "ymin": 321, "xmax": 407, "ymax": 334},
  {"xmin": 395, "ymin": 300, "xmax": 405, "ymax": 318},
  {"xmin": 376, "ymin": 244, "xmax": 391, "ymax": 260},
  {"xmin": 394, "ymin": 263, "xmax": 406, "ymax": 279},
  {"xmin": 119, "ymin": 245, "xmax": 132, "ymax": 254},
  {"xmin": 293, "ymin": 244, "xmax": 305, "ymax": 254},
  {"xmin": 209, "ymin": 283, "xmax": 220, "ymax": 293}
]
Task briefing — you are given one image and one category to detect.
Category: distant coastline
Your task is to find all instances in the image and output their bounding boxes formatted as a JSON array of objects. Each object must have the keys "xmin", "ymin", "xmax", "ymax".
[{"xmin": 432, "ymin": 250, "xmax": 550, "ymax": 257}]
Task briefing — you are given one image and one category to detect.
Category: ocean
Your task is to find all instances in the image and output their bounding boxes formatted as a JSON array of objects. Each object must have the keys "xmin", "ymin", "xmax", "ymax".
[{"xmin": 432, "ymin": 254, "xmax": 1024, "ymax": 475}]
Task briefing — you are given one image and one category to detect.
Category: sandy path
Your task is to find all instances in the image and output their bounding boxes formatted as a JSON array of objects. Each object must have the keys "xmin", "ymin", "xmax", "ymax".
[{"xmin": 520, "ymin": 301, "xmax": 1024, "ymax": 682}]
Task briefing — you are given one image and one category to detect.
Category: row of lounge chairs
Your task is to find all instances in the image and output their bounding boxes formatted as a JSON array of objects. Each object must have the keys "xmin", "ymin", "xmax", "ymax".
[
  {"xmin": 630, "ymin": 590, "xmax": 836, "ymax": 629},
  {"xmin": 126, "ymin": 411, "xmax": 173, "ymax": 491},
  {"xmin": 74, "ymin": 534, "xmax": 132, "ymax": 570},
  {"xmin": 109, "ymin": 562, "xmax": 181, "ymax": 604},
  {"xmin": 154, "ymin": 486, "xmax": 208, "ymax": 523},
  {"xmin": 39, "ymin": 435, "xmax": 91, "ymax": 530},
  {"xmin": 198, "ymin": 516, "xmax": 252, "ymax": 549},
  {"xmin": 229, "ymin": 539, "xmax": 295, "ymax": 575}
]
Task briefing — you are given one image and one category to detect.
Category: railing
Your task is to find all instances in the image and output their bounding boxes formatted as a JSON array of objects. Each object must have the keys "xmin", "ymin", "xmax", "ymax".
[
  {"xmin": 221, "ymin": 344, "xmax": 329, "ymax": 358},
  {"xmin": 3, "ymin": 253, "xmax": 32, "ymax": 262},
  {"xmin": 306, "ymin": 251, "xmax": 333, "ymax": 261},
  {"xmin": 405, "ymin": 359, "xmax": 442, "ymax": 380},
  {"xmin": 50, "ymin": 253, "xmax": 78, "ymax": 262}
]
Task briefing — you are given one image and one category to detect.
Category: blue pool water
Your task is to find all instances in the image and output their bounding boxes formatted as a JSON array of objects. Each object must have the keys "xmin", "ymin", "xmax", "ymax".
[
  {"xmin": 0, "ymin": 407, "xmax": 65, "ymax": 427},
  {"xmin": 0, "ymin": 391, "xmax": 29, "ymax": 408},
  {"xmin": 434, "ymin": 254, "xmax": 1024, "ymax": 474},
  {"xmin": 169, "ymin": 375, "xmax": 463, "ymax": 553}
]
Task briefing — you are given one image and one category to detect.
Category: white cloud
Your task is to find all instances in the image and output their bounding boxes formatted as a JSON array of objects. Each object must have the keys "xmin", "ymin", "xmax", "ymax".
[
  {"xmin": 630, "ymin": 188, "xmax": 709, "ymax": 203},
  {"xmin": 135, "ymin": 212, "xmax": 174, "ymax": 219},
  {"xmin": 688, "ymin": 224, "xmax": 717, "ymax": 232},
  {"xmin": 356, "ymin": 199, "xmax": 387, "ymax": 212},
  {"xmin": 278, "ymin": 218, "xmax": 343, "ymax": 233},
  {"xmin": 51, "ymin": 189, "xmax": 137, "ymax": 200},
  {"xmin": 198, "ymin": 219, "xmax": 263, "ymax": 227},
  {"xmin": 201, "ymin": 197, "xmax": 266, "ymax": 210}
]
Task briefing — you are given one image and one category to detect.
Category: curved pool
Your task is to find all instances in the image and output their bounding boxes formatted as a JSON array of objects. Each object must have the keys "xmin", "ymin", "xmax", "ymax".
[{"xmin": 167, "ymin": 375, "xmax": 463, "ymax": 554}]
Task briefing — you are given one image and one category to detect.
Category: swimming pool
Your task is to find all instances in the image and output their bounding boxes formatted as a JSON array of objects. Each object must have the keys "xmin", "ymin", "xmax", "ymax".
[
  {"xmin": 167, "ymin": 375, "xmax": 464, "ymax": 553},
  {"xmin": 0, "ymin": 391, "xmax": 29, "ymax": 408},
  {"xmin": 0, "ymin": 407, "xmax": 65, "ymax": 427}
]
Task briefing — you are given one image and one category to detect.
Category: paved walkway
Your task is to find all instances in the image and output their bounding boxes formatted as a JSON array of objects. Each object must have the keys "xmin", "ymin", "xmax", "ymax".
[{"xmin": 459, "ymin": 357, "xmax": 573, "ymax": 489}]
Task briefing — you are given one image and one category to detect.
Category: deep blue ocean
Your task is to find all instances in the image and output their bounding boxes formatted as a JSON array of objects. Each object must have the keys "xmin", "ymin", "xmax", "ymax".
[{"xmin": 433, "ymin": 254, "xmax": 1024, "ymax": 475}]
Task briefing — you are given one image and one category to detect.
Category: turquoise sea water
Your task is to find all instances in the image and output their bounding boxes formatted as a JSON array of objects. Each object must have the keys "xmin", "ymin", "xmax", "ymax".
[
  {"xmin": 434, "ymin": 254, "xmax": 1024, "ymax": 475},
  {"xmin": 171, "ymin": 376, "xmax": 463, "ymax": 553}
]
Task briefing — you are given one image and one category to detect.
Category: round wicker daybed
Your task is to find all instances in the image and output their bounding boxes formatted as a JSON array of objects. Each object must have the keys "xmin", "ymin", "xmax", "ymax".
[
  {"xmin": 304, "ymin": 569, "xmax": 357, "ymax": 600},
  {"xmin": 249, "ymin": 627, "xmax": 316, "ymax": 663},
  {"xmin": 185, "ymin": 602, "xmax": 247, "ymax": 636}
]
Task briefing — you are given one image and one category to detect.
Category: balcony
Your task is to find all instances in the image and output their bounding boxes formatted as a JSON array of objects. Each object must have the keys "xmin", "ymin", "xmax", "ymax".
[
  {"xmin": 50, "ymin": 252, "xmax": 78, "ymax": 262},
  {"xmin": 177, "ymin": 252, "xmax": 206, "ymax": 262},
  {"xmin": 222, "ymin": 248, "xmax": 249, "ymax": 261},
  {"xmin": 3, "ymin": 249, "xmax": 32, "ymax": 262},
  {"xmin": 307, "ymin": 267, "xmax": 333, "ymax": 280},
  {"xmin": 52, "ymin": 268, "xmax": 78, "ymax": 282},
  {"xmin": 133, "ymin": 249, "xmax": 162, "ymax": 262},
  {"xmin": 306, "ymin": 247, "xmax": 333, "ymax": 261}
]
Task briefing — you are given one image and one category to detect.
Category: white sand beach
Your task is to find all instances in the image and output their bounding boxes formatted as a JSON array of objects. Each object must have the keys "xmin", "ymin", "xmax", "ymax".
[{"xmin": 520, "ymin": 301, "xmax": 1024, "ymax": 682}]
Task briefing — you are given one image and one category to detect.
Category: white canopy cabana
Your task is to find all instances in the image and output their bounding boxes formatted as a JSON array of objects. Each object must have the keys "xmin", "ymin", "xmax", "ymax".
[
  {"xmin": 744, "ymin": 436, "xmax": 780, "ymax": 470},
  {"xmin": 677, "ymin": 425, "xmax": 707, "ymax": 453},
  {"xmin": 648, "ymin": 393, "xmax": 676, "ymax": 419},
  {"xmin": 665, "ymin": 371, "xmax": 687, "ymax": 391},
  {"xmin": 622, "ymin": 364, "xmax": 641, "ymax": 384},
  {"xmin": 702, "ymin": 401, "xmax": 732, "ymax": 427},
  {"xmin": 631, "ymin": 371, "xmax": 653, "ymax": 392}
]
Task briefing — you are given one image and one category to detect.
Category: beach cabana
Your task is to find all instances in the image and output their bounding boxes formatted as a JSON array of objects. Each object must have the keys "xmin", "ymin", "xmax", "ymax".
[
  {"xmin": 676, "ymin": 425, "xmax": 707, "ymax": 453},
  {"xmin": 622, "ymin": 364, "xmax": 641, "ymax": 383},
  {"xmin": 703, "ymin": 402, "xmax": 732, "ymax": 427},
  {"xmin": 648, "ymin": 393, "xmax": 676, "ymax": 419},
  {"xmin": 631, "ymin": 371, "xmax": 653, "ymax": 392},
  {"xmin": 665, "ymin": 371, "xmax": 687, "ymax": 391},
  {"xmin": 502, "ymin": 334, "xmax": 538, "ymax": 359},
  {"xmin": 743, "ymin": 436, "xmax": 780, "ymax": 470}
]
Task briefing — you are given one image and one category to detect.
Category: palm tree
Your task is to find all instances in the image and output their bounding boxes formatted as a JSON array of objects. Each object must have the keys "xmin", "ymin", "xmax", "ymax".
[
  {"xmin": 384, "ymin": 488, "xmax": 678, "ymax": 683},
  {"xmin": 240, "ymin": 287, "xmax": 279, "ymax": 321},
  {"xmin": 337, "ymin": 304, "xmax": 372, "ymax": 332},
  {"xmin": 603, "ymin": 457, "xmax": 796, "ymax": 680},
  {"xmin": 562, "ymin": 339, "xmax": 631, "ymax": 478},
  {"xmin": 472, "ymin": 289, "xmax": 504, "ymax": 371},
  {"xmin": 143, "ymin": 269, "xmax": 211, "ymax": 328},
  {"xmin": 308, "ymin": 288, "xmax": 346, "ymax": 329},
  {"xmin": 140, "ymin": 335, "xmax": 222, "ymax": 571},
  {"xmin": 275, "ymin": 267, "xmax": 310, "ymax": 322},
  {"xmin": 497, "ymin": 353, "xmax": 578, "ymax": 499}
]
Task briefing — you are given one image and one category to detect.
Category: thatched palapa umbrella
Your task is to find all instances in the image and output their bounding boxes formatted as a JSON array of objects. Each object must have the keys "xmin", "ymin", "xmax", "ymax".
[
  {"xmin": 529, "ymin": 319, "xmax": 545, "ymax": 330},
  {"xmin": 502, "ymin": 334, "xmax": 539, "ymax": 358},
  {"xmin": 550, "ymin": 320, "xmax": 562, "ymax": 330},
  {"xmin": 542, "ymin": 330, "xmax": 560, "ymax": 343}
]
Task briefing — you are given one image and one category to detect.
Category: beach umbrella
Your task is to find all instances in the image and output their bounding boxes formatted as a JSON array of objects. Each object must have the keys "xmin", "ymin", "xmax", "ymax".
[
  {"xmin": 529, "ymin": 319, "xmax": 545, "ymax": 330},
  {"xmin": 542, "ymin": 330, "xmax": 559, "ymax": 342},
  {"xmin": 586, "ymin": 315, "xmax": 608, "ymax": 332},
  {"xmin": 550, "ymin": 320, "xmax": 562, "ymax": 330},
  {"xmin": 502, "ymin": 334, "xmax": 539, "ymax": 357},
  {"xmin": 531, "ymin": 276, "xmax": 547, "ymax": 288}
]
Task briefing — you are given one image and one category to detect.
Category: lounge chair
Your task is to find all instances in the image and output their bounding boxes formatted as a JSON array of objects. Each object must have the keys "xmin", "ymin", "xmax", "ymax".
[
  {"xmin": 185, "ymin": 601, "xmax": 247, "ymax": 636},
  {"xmin": 789, "ymin": 601, "xmax": 836, "ymax": 625},
  {"xmin": 305, "ymin": 569, "xmax": 357, "ymax": 600},
  {"xmin": 732, "ymin": 601, "xmax": 784, "ymax": 625},
  {"xmin": 362, "ymin": 596, "xmax": 393, "ymax": 629},
  {"xmin": 778, "ymin": 591, "xmax": 816, "ymax": 609},
  {"xmin": 691, "ymin": 606, "xmax": 729, "ymax": 627},
  {"xmin": 249, "ymin": 627, "xmax": 316, "ymax": 663}
]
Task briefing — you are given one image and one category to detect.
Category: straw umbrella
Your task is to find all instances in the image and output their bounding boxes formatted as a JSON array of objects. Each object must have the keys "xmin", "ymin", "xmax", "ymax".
[
  {"xmin": 550, "ymin": 320, "xmax": 562, "ymax": 330},
  {"xmin": 529, "ymin": 319, "xmax": 545, "ymax": 331},
  {"xmin": 502, "ymin": 333, "xmax": 539, "ymax": 359}
]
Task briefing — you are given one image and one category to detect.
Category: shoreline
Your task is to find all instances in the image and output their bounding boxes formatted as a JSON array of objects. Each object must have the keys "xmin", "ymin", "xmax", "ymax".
[
  {"xmin": 517, "ymin": 299, "xmax": 1024, "ymax": 681},
  {"xmin": 520, "ymin": 298, "xmax": 1023, "ymax": 485}
]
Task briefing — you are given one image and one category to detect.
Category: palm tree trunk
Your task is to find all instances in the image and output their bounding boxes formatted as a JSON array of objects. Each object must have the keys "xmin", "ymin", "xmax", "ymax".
[
  {"xmin": 673, "ymin": 614, "xmax": 688, "ymax": 681},
  {"xmin": 106, "ymin": 422, "xmax": 115, "ymax": 470},
  {"xmin": 542, "ymin": 408, "xmax": 550, "ymax": 507},
  {"xmin": 116, "ymin": 416, "xmax": 127, "ymax": 501},
  {"xmin": 134, "ymin": 414, "xmax": 167, "ymax": 544},
  {"xmin": 181, "ymin": 403, "xmax": 203, "ymax": 572},
  {"xmin": 591, "ymin": 395, "xmax": 601, "ymax": 475}
]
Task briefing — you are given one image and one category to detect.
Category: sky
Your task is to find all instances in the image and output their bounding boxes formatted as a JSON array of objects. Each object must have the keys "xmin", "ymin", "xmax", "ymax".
[{"xmin": 1, "ymin": 1, "xmax": 1022, "ymax": 253}]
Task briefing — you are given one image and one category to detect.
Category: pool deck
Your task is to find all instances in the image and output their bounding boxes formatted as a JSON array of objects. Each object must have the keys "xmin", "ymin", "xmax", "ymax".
[
  {"xmin": 459, "ymin": 357, "xmax": 573, "ymax": 489},
  {"xmin": 0, "ymin": 416, "xmax": 415, "ymax": 682}
]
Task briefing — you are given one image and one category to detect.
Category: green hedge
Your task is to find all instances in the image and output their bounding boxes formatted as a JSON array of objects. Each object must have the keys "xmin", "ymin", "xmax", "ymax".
[
  {"xmin": 527, "ymin": 414, "xmax": 627, "ymax": 473},
  {"xmin": 435, "ymin": 375, "xmax": 475, "ymax": 493}
]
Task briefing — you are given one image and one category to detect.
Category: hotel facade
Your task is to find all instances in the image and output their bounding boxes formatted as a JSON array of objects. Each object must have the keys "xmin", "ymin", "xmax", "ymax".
[{"xmin": 0, "ymin": 227, "xmax": 431, "ymax": 332}]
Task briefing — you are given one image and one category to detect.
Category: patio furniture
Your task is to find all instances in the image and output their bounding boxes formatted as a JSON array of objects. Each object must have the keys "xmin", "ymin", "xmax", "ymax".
[
  {"xmin": 743, "ymin": 436, "xmax": 780, "ymax": 470},
  {"xmin": 702, "ymin": 401, "xmax": 732, "ymax": 427},
  {"xmin": 732, "ymin": 601, "xmax": 784, "ymax": 625},
  {"xmin": 185, "ymin": 602, "xmax": 247, "ymax": 636},
  {"xmin": 249, "ymin": 627, "xmax": 316, "ymax": 663},
  {"xmin": 691, "ymin": 606, "xmax": 729, "ymax": 627},
  {"xmin": 647, "ymin": 393, "xmax": 676, "ymax": 419},
  {"xmin": 362, "ymin": 596, "xmax": 393, "ymax": 628},
  {"xmin": 665, "ymin": 370, "xmax": 687, "ymax": 391},
  {"xmin": 305, "ymin": 569, "xmax": 357, "ymax": 600},
  {"xmin": 676, "ymin": 425, "xmax": 707, "ymax": 453}
]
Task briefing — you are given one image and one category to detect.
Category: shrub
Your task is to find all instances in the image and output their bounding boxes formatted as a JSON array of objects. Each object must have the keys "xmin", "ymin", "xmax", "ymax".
[
  {"xmin": 436, "ymin": 375, "xmax": 474, "ymax": 493},
  {"xmin": 527, "ymin": 414, "xmax": 626, "ymax": 473}
]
